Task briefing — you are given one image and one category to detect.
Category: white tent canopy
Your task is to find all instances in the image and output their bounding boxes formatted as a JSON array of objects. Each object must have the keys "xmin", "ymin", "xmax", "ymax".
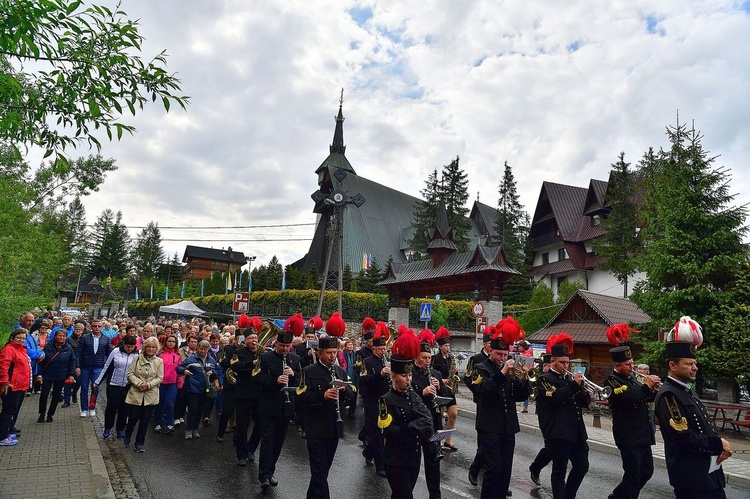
[{"xmin": 158, "ymin": 300, "xmax": 206, "ymax": 317}]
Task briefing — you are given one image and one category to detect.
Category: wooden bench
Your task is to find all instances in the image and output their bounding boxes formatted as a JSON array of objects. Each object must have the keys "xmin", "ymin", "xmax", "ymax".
[{"xmin": 729, "ymin": 409, "xmax": 750, "ymax": 436}]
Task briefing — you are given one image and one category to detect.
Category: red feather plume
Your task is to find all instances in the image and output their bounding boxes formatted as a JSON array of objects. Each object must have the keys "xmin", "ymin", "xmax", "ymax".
[
  {"xmin": 417, "ymin": 329, "xmax": 435, "ymax": 346},
  {"xmin": 546, "ymin": 334, "xmax": 558, "ymax": 354},
  {"xmin": 249, "ymin": 316, "xmax": 263, "ymax": 335},
  {"xmin": 237, "ymin": 313, "xmax": 251, "ymax": 329},
  {"xmin": 606, "ymin": 323, "xmax": 633, "ymax": 346},
  {"xmin": 552, "ymin": 333, "xmax": 574, "ymax": 355},
  {"xmin": 392, "ymin": 329, "xmax": 420, "ymax": 360},
  {"xmin": 283, "ymin": 313, "xmax": 305, "ymax": 337},
  {"xmin": 362, "ymin": 317, "xmax": 376, "ymax": 333},
  {"xmin": 325, "ymin": 312, "xmax": 346, "ymax": 338},
  {"xmin": 435, "ymin": 327, "xmax": 451, "ymax": 342},
  {"xmin": 484, "ymin": 324, "xmax": 496, "ymax": 338},
  {"xmin": 397, "ymin": 323, "xmax": 410, "ymax": 336},
  {"xmin": 307, "ymin": 316, "xmax": 323, "ymax": 331},
  {"xmin": 374, "ymin": 322, "xmax": 390, "ymax": 343},
  {"xmin": 495, "ymin": 316, "xmax": 522, "ymax": 345}
]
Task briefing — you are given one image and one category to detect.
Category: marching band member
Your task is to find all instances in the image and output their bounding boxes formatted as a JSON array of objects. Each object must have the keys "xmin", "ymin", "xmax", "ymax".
[
  {"xmin": 465, "ymin": 324, "xmax": 493, "ymax": 486},
  {"xmin": 654, "ymin": 316, "xmax": 732, "ymax": 499},
  {"xmin": 604, "ymin": 323, "xmax": 660, "ymax": 499},
  {"xmin": 295, "ymin": 316, "xmax": 323, "ymax": 439},
  {"xmin": 356, "ymin": 318, "xmax": 376, "ymax": 435},
  {"xmin": 378, "ymin": 329, "xmax": 434, "ymax": 499},
  {"xmin": 536, "ymin": 333, "xmax": 590, "ymax": 499},
  {"xmin": 412, "ymin": 329, "xmax": 446, "ymax": 499},
  {"xmin": 254, "ymin": 314, "xmax": 303, "ymax": 490},
  {"xmin": 529, "ymin": 353, "xmax": 553, "ymax": 486},
  {"xmin": 298, "ymin": 312, "xmax": 355, "ymax": 499},
  {"xmin": 431, "ymin": 326, "xmax": 459, "ymax": 452},
  {"xmin": 360, "ymin": 322, "xmax": 391, "ymax": 477},
  {"xmin": 472, "ymin": 316, "xmax": 531, "ymax": 498}
]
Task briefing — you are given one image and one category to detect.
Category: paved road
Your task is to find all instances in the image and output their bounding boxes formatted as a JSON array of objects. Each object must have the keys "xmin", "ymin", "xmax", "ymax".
[{"xmin": 94, "ymin": 403, "xmax": 749, "ymax": 499}]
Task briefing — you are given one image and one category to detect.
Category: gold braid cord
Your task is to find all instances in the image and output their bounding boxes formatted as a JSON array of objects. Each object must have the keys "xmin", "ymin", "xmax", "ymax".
[
  {"xmin": 538, "ymin": 378, "xmax": 556, "ymax": 397},
  {"xmin": 251, "ymin": 357, "xmax": 262, "ymax": 377},
  {"xmin": 296, "ymin": 370, "xmax": 307, "ymax": 395},
  {"xmin": 377, "ymin": 397, "xmax": 392, "ymax": 430},
  {"xmin": 665, "ymin": 395, "xmax": 688, "ymax": 431}
]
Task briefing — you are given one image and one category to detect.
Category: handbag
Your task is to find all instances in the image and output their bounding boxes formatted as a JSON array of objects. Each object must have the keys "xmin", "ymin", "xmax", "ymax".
[{"xmin": 203, "ymin": 363, "xmax": 219, "ymax": 399}]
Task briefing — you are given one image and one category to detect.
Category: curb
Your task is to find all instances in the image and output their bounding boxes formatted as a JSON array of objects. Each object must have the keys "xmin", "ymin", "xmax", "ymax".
[
  {"xmin": 456, "ymin": 404, "xmax": 750, "ymax": 491},
  {"xmin": 81, "ymin": 416, "xmax": 116, "ymax": 498}
]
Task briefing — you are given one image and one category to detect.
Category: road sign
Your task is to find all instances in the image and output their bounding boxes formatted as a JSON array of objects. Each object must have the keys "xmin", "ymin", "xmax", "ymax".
[
  {"xmin": 476, "ymin": 317, "xmax": 488, "ymax": 336},
  {"xmin": 419, "ymin": 303, "xmax": 432, "ymax": 322},
  {"xmin": 472, "ymin": 302, "xmax": 484, "ymax": 317},
  {"xmin": 232, "ymin": 292, "xmax": 250, "ymax": 313}
]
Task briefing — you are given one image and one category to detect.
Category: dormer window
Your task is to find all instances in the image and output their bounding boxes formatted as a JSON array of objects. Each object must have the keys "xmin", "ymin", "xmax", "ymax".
[{"xmin": 592, "ymin": 215, "xmax": 601, "ymax": 226}]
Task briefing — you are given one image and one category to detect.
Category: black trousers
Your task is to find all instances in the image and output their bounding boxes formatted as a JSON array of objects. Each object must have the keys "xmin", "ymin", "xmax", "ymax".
[
  {"xmin": 125, "ymin": 402, "xmax": 154, "ymax": 446},
  {"xmin": 186, "ymin": 392, "xmax": 206, "ymax": 431},
  {"xmin": 104, "ymin": 384, "xmax": 130, "ymax": 432},
  {"xmin": 674, "ymin": 488, "xmax": 726, "ymax": 499},
  {"xmin": 478, "ymin": 430, "xmax": 515, "ymax": 499},
  {"xmin": 530, "ymin": 440, "xmax": 553, "ymax": 476},
  {"xmin": 423, "ymin": 443, "xmax": 442, "ymax": 498},
  {"xmin": 39, "ymin": 379, "xmax": 65, "ymax": 417},
  {"xmin": 217, "ymin": 389, "xmax": 236, "ymax": 437},
  {"xmin": 0, "ymin": 389, "xmax": 24, "ymax": 439},
  {"xmin": 469, "ymin": 431, "xmax": 486, "ymax": 477},
  {"xmin": 611, "ymin": 445, "xmax": 654, "ymax": 499},
  {"xmin": 363, "ymin": 401, "xmax": 383, "ymax": 469},
  {"xmin": 548, "ymin": 438, "xmax": 589, "ymax": 499},
  {"xmin": 259, "ymin": 414, "xmax": 288, "ymax": 482},
  {"xmin": 306, "ymin": 436, "xmax": 339, "ymax": 499},
  {"xmin": 384, "ymin": 465, "xmax": 419, "ymax": 499},
  {"xmin": 234, "ymin": 398, "xmax": 261, "ymax": 459}
]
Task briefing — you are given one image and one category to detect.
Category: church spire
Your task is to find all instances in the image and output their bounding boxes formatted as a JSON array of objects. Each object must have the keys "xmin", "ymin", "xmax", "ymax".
[
  {"xmin": 330, "ymin": 88, "xmax": 346, "ymax": 154},
  {"xmin": 427, "ymin": 199, "xmax": 457, "ymax": 266}
]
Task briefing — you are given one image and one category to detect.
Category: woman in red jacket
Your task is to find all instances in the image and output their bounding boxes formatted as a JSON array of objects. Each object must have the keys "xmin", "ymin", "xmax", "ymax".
[{"xmin": 0, "ymin": 328, "xmax": 32, "ymax": 446}]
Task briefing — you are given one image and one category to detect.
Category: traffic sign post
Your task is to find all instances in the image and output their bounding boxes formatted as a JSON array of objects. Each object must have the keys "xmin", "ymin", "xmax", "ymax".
[
  {"xmin": 476, "ymin": 316, "xmax": 488, "ymax": 336},
  {"xmin": 232, "ymin": 292, "xmax": 249, "ymax": 313},
  {"xmin": 419, "ymin": 303, "xmax": 432, "ymax": 325},
  {"xmin": 472, "ymin": 302, "xmax": 484, "ymax": 317}
]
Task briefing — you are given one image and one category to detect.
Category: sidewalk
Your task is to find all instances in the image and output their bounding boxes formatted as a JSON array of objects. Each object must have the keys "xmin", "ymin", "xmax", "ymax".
[
  {"xmin": 454, "ymin": 390, "xmax": 750, "ymax": 490},
  {"xmin": 0, "ymin": 393, "xmax": 114, "ymax": 499}
]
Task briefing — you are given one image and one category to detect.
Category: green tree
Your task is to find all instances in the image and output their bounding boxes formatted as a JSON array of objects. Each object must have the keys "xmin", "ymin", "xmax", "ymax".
[
  {"xmin": 518, "ymin": 282, "xmax": 556, "ymax": 334},
  {"xmin": 64, "ymin": 196, "xmax": 90, "ymax": 268},
  {"xmin": 267, "ymin": 256, "xmax": 283, "ymax": 291},
  {"xmin": 440, "ymin": 156, "xmax": 472, "ymax": 251},
  {"xmin": 709, "ymin": 262, "xmax": 750, "ymax": 382},
  {"xmin": 593, "ymin": 153, "xmax": 641, "ymax": 297},
  {"xmin": 89, "ymin": 209, "xmax": 130, "ymax": 279},
  {"xmin": 409, "ymin": 169, "xmax": 441, "ymax": 257},
  {"xmin": 1, "ymin": 1, "xmax": 188, "ymax": 170},
  {"xmin": 342, "ymin": 264, "xmax": 353, "ymax": 291},
  {"xmin": 131, "ymin": 222, "xmax": 164, "ymax": 278}
]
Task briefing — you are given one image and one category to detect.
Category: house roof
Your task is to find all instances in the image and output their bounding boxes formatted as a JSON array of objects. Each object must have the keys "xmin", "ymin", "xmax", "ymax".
[
  {"xmin": 469, "ymin": 201, "xmax": 498, "ymax": 241},
  {"xmin": 183, "ymin": 245, "xmax": 246, "ymax": 265},
  {"xmin": 532, "ymin": 182, "xmax": 589, "ymax": 241},
  {"xmin": 527, "ymin": 289, "xmax": 651, "ymax": 345}
]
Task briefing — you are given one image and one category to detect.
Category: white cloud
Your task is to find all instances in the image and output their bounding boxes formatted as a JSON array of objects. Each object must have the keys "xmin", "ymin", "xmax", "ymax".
[{"xmin": 72, "ymin": 0, "xmax": 750, "ymax": 268}]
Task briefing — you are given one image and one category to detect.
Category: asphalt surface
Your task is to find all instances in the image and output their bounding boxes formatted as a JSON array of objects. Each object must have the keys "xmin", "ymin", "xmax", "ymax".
[{"xmin": 95, "ymin": 400, "xmax": 750, "ymax": 499}]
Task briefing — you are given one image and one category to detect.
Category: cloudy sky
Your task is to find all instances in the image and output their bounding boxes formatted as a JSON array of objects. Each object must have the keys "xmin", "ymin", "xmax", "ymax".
[{"xmin": 75, "ymin": 0, "xmax": 750, "ymax": 269}]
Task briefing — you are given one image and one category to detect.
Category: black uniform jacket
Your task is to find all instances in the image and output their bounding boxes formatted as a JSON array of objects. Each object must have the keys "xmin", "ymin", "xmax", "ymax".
[
  {"xmin": 360, "ymin": 354, "xmax": 390, "ymax": 407},
  {"xmin": 473, "ymin": 359, "xmax": 531, "ymax": 435},
  {"xmin": 379, "ymin": 388, "xmax": 434, "ymax": 468},
  {"xmin": 654, "ymin": 377, "xmax": 725, "ymax": 490},
  {"xmin": 298, "ymin": 361, "xmax": 355, "ymax": 439},
  {"xmin": 223, "ymin": 344, "xmax": 259, "ymax": 400},
  {"xmin": 255, "ymin": 349, "xmax": 301, "ymax": 417},
  {"xmin": 410, "ymin": 364, "xmax": 447, "ymax": 430},
  {"xmin": 295, "ymin": 341, "xmax": 316, "ymax": 370},
  {"xmin": 536, "ymin": 369, "xmax": 590, "ymax": 442},
  {"xmin": 463, "ymin": 350, "xmax": 489, "ymax": 402},
  {"xmin": 604, "ymin": 370, "xmax": 656, "ymax": 448}
]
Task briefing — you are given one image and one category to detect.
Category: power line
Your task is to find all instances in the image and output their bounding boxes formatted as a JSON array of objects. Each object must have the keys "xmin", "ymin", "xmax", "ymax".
[
  {"xmin": 161, "ymin": 238, "xmax": 312, "ymax": 242},
  {"xmin": 84, "ymin": 223, "xmax": 316, "ymax": 230}
]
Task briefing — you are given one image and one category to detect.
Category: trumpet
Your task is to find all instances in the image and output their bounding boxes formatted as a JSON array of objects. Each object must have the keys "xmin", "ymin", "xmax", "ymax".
[
  {"xmin": 634, "ymin": 371, "xmax": 662, "ymax": 391},
  {"xmin": 565, "ymin": 369, "xmax": 613, "ymax": 399}
]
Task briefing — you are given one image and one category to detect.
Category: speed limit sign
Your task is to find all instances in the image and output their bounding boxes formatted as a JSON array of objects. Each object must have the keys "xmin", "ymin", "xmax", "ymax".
[{"xmin": 472, "ymin": 302, "xmax": 484, "ymax": 317}]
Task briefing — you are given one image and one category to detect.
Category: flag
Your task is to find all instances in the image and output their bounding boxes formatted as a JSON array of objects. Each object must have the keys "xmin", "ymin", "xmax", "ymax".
[
  {"xmin": 281, "ymin": 269, "xmax": 286, "ymax": 291},
  {"xmin": 201, "ymin": 279, "xmax": 205, "ymax": 297},
  {"xmin": 165, "ymin": 286, "xmax": 169, "ymax": 300},
  {"xmin": 239, "ymin": 272, "xmax": 243, "ymax": 288},
  {"xmin": 181, "ymin": 282, "xmax": 185, "ymax": 298},
  {"xmin": 134, "ymin": 288, "xmax": 139, "ymax": 301},
  {"xmin": 226, "ymin": 272, "xmax": 231, "ymax": 294},
  {"xmin": 248, "ymin": 273, "xmax": 253, "ymax": 293},
  {"xmin": 150, "ymin": 284, "xmax": 153, "ymax": 301},
  {"xmin": 362, "ymin": 252, "xmax": 369, "ymax": 270}
]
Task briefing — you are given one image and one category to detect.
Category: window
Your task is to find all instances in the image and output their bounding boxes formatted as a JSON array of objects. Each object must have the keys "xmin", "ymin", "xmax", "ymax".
[
  {"xmin": 558, "ymin": 248, "xmax": 567, "ymax": 261},
  {"xmin": 542, "ymin": 252, "xmax": 549, "ymax": 265},
  {"xmin": 557, "ymin": 276, "xmax": 567, "ymax": 290},
  {"xmin": 592, "ymin": 215, "xmax": 600, "ymax": 226}
]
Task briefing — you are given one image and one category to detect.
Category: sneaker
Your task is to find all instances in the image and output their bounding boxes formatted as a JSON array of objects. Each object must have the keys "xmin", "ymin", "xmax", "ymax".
[
  {"xmin": 0, "ymin": 437, "xmax": 18, "ymax": 446},
  {"xmin": 185, "ymin": 430, "xmax": 193, "ymax": 440},
  {"xmin": 8, "ymin": 434, "xmax": 17, "ymax": 440},
  {"xmin": 123, "ymin": 435, "xmax": 131, "ymax": 446},
  {"xmin": 117, "ymin": 430, "xmax": 126, "ymax": 439},
  {"xmin": 192, "ymin": 430, "xmax": 200, "ymax": 439},
  {"xmin": 103, "ymin": 429, "xmax": 111, "ymax": 439},
  {"xmin": 135, "ymin": 445, "xmax": 145, "ymax": 453},
  {"xmin": 89, "ymin": 409, "xmax": 96, "ymax": 417},
  {"xmin": 174, "ymin": 418, "xmax": 182, "ymax": 426},
  {"xmin": 165, "ymin": 426, "xmax": 174, "ymax": 435},
  {"xmin": 216, "ymin": 436, "xmax": 223, "ymax": 443},
  {"xmin": 154, "ymin": 425, "xmax": 162, "ymax": 433},
  {"xmin": 80, "ymin": 411, "xmax": 88, "ymax": 418},
  {"xmin": 237, "ymin": 458, "xmax": 247, "ymax": 467}
]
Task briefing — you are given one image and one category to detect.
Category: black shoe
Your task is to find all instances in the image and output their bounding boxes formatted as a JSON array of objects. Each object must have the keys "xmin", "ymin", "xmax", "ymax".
[
  {"xmin": 507, "ymin": 491, "xmax": 512, "ymax": 497},
  {"xmin": 442, "ymin": 442, "xmax": 458, "ymax": 452},
  {"xmin": 300, "ymin": 430, "xmax": 306, "ymax": 439},
  {"xmin": 10, "ymin": 427, "xmax": 20, "ymax": 434},
  {"xmin": 237, "ymin": 458, "xmax": 247, "ymax": 467},
  {"xmin": 260, "ymin": 479, "xmax": 270, "ymax": 490},
  {"xmin": 268, "ymin": 476, "xmax": 278, "ymax": 487},
  {"xmin": 376, "ymin": 468, "xmax": 387, "ymax": 478},
  {"xmin": 529, "ymin": 466, "xmax": 541, "ymax": 486},
  {"xmin": 72, "ymin": 397, "xmax": 78, "ymax": 404},
  {"xmin": 248, "ymin": 453, "xmax": 255, "ymax": 463},
  {"xmin": 61, "ymin": 402, "xmax": 70, "ymax": 408},
  {"xmin": 217, "ymin": 436, "xmax": 224, "ymax": 443},
  {"xmin": 38, "ymin": 414, "xmax": 45, "ymax": 423},
  {"xmin": 468, "ymin": 467, "xmax": 479, "ymax": 487},
  {"xmin": 46, "ymin": 415, "xmax": 53, "ymax": 423}
]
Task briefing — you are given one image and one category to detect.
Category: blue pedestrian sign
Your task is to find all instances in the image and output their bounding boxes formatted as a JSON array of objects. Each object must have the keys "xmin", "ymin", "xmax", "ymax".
[{"xmin": 419, "ymin": 303, "xmax": 432, "ymax": 322}]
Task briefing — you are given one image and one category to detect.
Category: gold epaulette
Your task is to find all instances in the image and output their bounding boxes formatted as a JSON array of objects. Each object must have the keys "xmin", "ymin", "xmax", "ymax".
[
  {"xmin": 377, "ymin": 397, "xmax": 392, "ymax": 430},
  {"xmin": 471, "ymin": 374, "xmax": 483, "ymax": 385},
  {"xmin": 251, "ymin": 357, "xmax": 262, "ymax": 377},
  {"xmin": 614, "ymin": 385, "xmax": 627, "ymax": 394},
  {"xmin": 296, "ymin": 370, "xmax": 307, "ymax": 395},
  {"xmin": 351, "ymin": 385, "xmax": 357, "ymax": 393}
]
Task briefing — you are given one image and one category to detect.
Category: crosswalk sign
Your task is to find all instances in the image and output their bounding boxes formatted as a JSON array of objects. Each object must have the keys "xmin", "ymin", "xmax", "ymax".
[{"xmin": 419, "ymin": 303, "xmax": 432, "ymax": 322}]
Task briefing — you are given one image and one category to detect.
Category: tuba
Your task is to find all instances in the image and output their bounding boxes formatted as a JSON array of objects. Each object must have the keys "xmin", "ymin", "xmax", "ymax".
[{"xmin": 252, "ymin": 320, "xmax": 281, "ymax": 377}]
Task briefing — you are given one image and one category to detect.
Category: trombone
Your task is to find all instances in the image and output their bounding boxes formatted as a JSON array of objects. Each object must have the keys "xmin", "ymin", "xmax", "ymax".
[{"xmin": 565, "ymin": 369, "xmax": 612, "ymax": 399}]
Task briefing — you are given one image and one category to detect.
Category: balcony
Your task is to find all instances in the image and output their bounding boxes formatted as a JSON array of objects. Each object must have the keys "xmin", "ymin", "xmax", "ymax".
[{"xmin": 531, "ymin": 232, "xmax": 562, "ymax": 249}]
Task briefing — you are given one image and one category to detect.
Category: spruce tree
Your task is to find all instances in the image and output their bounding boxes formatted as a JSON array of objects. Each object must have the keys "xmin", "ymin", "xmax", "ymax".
[
  {"xmin": 409, "ymin": 169, "xmax": 441, "ymax": 257},
  {"xmin": 592, "ymin": 153, "xmax": 641, "ymax": 297},
  {"xmin": 131, "ymin": 221, "xmax": 165, "ymax": 278},
  {"xmin": 440, "ymin": 156, "xmax": 472, "ymax": 251}
]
